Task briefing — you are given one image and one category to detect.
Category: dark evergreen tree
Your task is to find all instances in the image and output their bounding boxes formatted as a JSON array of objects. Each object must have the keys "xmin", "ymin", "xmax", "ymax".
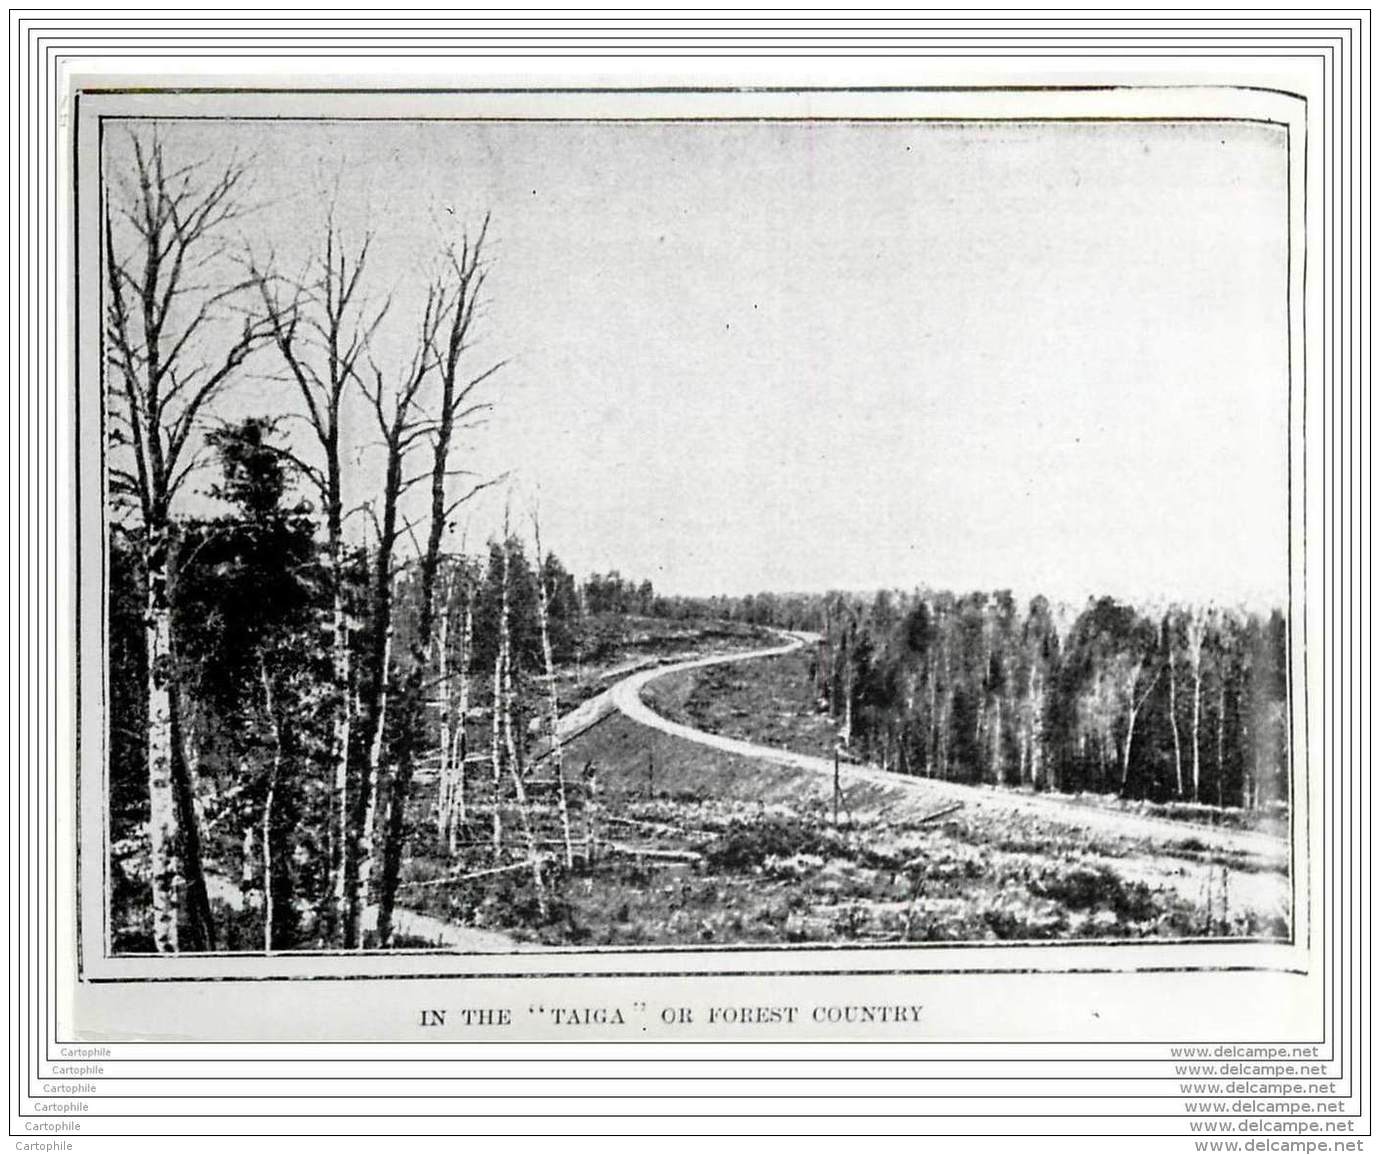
[{"xmin": 173, "ymin": 417, "xmax": 327, "ymax": 948}]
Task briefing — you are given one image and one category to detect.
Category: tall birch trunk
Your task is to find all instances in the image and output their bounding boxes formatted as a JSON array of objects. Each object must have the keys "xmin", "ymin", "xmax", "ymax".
[
  {"xmin": 240, "ymin": 824, "xmax": 256, "ymax": 913},
  {"xmin": 925, "ymin": 652, "xmax": 938, "ymax": 777},
  {"xmin": 253, "ymin": 227, "xmax": 379, "ymax": 948},
  {"xmin": 497, "ymin": 535, "xmax": 546, "ymax": 911},
  {"xmin": 326, "ymin": 482, "xmax": 352, "ymax": 942},
  {"xmin": 343, "ymin": 453, "xmax": 401, "ymax": 948},
  {"xmin": 256, "ymin": 657, "xmax": 297, "ymax": 952},
  {"xmin": 991, "ymin": 697, "xmax": 1003, "ymax": 785},
  {"xmin": 1187, "ymin": 614, "xmax": 1206, "ymax": 803},
  {"xmin": 939, "ymin": 632, "xmax": 954, "ymax": 779},
  {"xmin": 1119, "ymin": 662, "xmax": 1159, "ymax": 798},
  {"xmin": 1120, "ymin": 701, "xmax": 1141, "ymax": 796},
  {"xmin": 1217, "ymin": 676, "xmax": 1227, "ymax": 808},
  {"xmin": 378, "ymin": 415, "xmax": 469, "ymax": 940},
  {"xmin": 105, "ymin": 135, "xmax": 264, "ymax": 953},
  {"xmin": 435, "ymin": 574, "xmax": 454, "ymax": 843},
  {"xmin": 1191, "ymin": 670, "xmax": 1203, "ymax": 802},
  {"xmin": 533, "ymin": 518, "xmax": 573, "ymax": 868},
  {"xmin": 490, "ymin": 622, "xmax": 506, "ymax": 862},
  {"xmin": 437, "ymin": 573, "xmax": 472, "ymax": 853},
  {"xmin": 144, "ymin": 531, "xmax": 180, "ymax": 953},
  {"xmin": 841, "ymin": 623, "xmax": 853, "ymax": 747},
  {"xmin": 169, "ymin": 699, "xmax": 214, "ymax": 950},
  {"xmin": 453, "ymin": 598, "xmax": 472, "ymax": 844},
  {"xmin": 261, "ymin": 781, "xmax": 276, "ymax": 951},
  {"xmin": 1167, "ymin": 654, "xmax": 1184, "ymax": 798},
  {"xmin": 353, "ymin": 624, "xmax": 390, "ymax": 942},
  {"xmin": 1027, "ymin": 663, "xmax": 1046, "ymax": 790},
  {"xmin": 374, "ymin": 222, "xmax": 500, "ymax": 944},
  {"xmin": 259, "ymin": 660, "xmax": 282, "ymax": 952}
]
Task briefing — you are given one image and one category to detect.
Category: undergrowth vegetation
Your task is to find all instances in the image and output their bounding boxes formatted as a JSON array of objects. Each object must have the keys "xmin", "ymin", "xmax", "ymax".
[{"xmin": 399, "ymin": 786, "xmax": 1289, "ymax": 947}]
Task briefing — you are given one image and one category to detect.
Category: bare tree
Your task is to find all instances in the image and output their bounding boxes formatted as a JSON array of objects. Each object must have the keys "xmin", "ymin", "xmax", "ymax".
[
  {"xmin": 104, "ymin": 128, "xmax": 267, "ymax": 952},
  {"xmin": 341, "ymin": 290, "xmax": 443, "ymax": 948},
  {"xmin": 249, "ymin": 212, "xmax": 387, "ymax": 944},
  {"xmin": 493, "ymin": 514, "xmax": 547, "ymax": 913},
  {"xmin": 376, "ymin": 221, "xmax": 505, "ymax": 948}
]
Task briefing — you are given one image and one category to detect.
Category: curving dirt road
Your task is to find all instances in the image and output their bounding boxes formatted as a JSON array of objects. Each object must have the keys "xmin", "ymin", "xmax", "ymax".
[{"xmin": 608, "ymin": 631, "xmax": 1289, "ymax": 865}]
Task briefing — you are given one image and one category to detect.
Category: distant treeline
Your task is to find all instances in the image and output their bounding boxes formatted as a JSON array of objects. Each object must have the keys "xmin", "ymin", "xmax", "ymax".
[{"xmin": 635, "ymin": 585, "xmax": 1289, "ymax": 810}]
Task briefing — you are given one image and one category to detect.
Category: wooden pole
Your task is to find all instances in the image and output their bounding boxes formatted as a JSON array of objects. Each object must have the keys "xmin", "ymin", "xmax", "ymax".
[
  {"xmin": 833, "ymin": 747, "xmax": 840, "ymax": 827},
  {"xmin": 584, "ymin": 762, "xmax": 598, "ymax": 865}
]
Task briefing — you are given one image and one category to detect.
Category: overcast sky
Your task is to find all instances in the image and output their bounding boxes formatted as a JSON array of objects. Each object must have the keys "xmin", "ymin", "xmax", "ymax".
[{"xmin": 105, "ymin": 117, "xmax": 1290, "ymax": 607}]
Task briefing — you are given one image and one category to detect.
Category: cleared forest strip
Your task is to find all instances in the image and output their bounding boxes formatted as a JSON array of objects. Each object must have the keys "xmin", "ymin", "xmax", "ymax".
[{"xmin": 610, "ymin": 637, "xmax": 1289, "ymax": 866}]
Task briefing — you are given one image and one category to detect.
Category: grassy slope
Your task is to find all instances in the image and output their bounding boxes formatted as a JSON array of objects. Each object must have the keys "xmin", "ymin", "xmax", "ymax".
[{"xmin": 642, "ymin": 646, "xmax": 839, "ymax": 760}]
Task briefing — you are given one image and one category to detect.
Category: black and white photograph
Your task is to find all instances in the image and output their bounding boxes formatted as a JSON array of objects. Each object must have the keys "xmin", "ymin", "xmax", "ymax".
[{"xmin": 88, "ymin": 94, "xmax": 1298, "ymax": 962}]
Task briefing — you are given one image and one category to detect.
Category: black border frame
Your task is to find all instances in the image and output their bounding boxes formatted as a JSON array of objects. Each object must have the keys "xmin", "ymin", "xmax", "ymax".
[{"xmin": 77, "ymin": 98, "xmax": 1305, "ymax": 982}]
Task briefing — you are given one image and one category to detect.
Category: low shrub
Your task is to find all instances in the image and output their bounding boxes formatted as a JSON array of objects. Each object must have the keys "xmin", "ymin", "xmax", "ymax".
[
  {"xmin": 704, "ymin": 815, "xmax": 838, "ymax": 871},
  {"xmin": 1029, "ymin": 859, "xmax": 1161, "ymax": 922}
]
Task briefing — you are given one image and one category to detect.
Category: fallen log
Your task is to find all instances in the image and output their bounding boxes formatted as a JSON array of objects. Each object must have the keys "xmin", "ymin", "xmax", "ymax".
[
  {"xmin": 602, "ymin": 814, "xmax": 716, "ymax": 839},
  {"xmin": 602, "ymin": 841, "xmax": 703, "ymax": 864},
  {"xmin": 916, "ymin": 802, "xmax": 964, "ymax": 825},
  {"xmin": 397, "ymin": 857, "xmax": 550, "ymax": 891}
]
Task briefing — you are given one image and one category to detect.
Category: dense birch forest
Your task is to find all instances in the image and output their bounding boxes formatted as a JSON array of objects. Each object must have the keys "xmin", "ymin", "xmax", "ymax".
[{"xmin": 789, "ymin": 592, "xmax": 1286, "ymax": 812}]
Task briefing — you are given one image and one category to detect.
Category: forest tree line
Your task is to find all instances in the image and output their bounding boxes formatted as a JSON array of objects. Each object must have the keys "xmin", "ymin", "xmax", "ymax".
[
  {"xmin": 622, "ymin": 584, "xmax": 1289, "ymax": 812},
  {"xmin": 801, "ymin": 590, "xmax": 1290, "ymax": 811}
]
